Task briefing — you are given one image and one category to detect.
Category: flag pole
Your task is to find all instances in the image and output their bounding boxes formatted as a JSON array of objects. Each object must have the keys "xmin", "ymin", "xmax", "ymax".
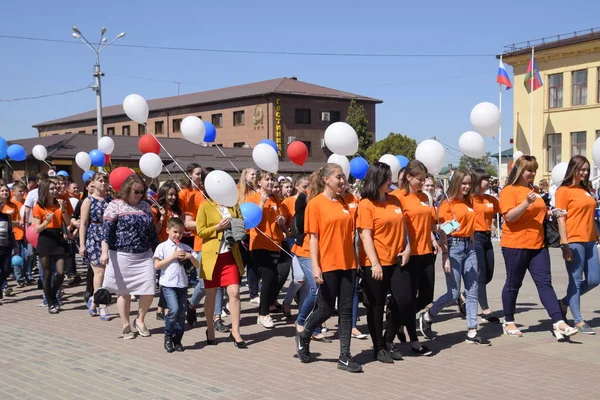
[
  {"xmin": 498, "ymin": 55, "xmax": 503, "ymax": 183},
  {"xmin": 530, "ymin": 47, "xmax": 535, "ymax": 154}
]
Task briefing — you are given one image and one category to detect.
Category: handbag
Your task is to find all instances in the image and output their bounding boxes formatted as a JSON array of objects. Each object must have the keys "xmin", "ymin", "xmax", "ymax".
[{"xmin": 543, "ymin": 218, "xmax": 560, "ymax": 248}]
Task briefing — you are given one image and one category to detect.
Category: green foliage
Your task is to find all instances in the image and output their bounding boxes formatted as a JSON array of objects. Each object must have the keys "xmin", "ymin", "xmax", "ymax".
[
  {"xmin": 458, "ymin": 152, "xmax": 497, "ymax": 176},
  {"xmin": 345, "ymin": 100, "xmax": 370, "ymax": 157},
  {"xmin": 364, "ymin": 133, "xmax": 417, "ymax": 164}
]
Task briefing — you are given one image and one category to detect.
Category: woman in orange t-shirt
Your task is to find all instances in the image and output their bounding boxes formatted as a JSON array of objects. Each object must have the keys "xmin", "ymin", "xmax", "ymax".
[
  {"xmin": 33, "ymin": 179, "xmax": 71, "ymax": 314},
  {"xmin": 247, "ymin": 171, "xmax": 286, "ymax": 329},
  {"xmin": 556, "ymin": 155, "xmax": 600, "ymax": 334},
  {"xmin": 499, "ymin": 155, "xmax": 577, "ymax": 339},
  {"xmin": 294, "ymin": 163, "xmax": 362, "ymax": 373},
  {"xmin": 237, "ymin": 168, "xmax": 259, "ymax": 302}
]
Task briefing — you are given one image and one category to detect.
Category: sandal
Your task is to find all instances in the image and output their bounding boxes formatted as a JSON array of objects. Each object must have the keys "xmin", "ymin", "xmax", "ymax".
[
  {"xmin": 553, "ymin": 321, "xmax": 578, "ymax": 341},
  {"xmin": 502, "ymin": 321, "xmax": 523, "ymax": 337},
  {"xmin": 87, "ymin": 298, "xmax": 98, "ymax": 317},
  {"xmin": 99, "ymin": 307, "xmax": 111, "ymax": 321}
]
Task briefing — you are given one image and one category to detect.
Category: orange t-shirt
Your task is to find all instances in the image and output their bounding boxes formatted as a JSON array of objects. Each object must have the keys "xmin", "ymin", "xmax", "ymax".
[
  {"xmin": 392, "ymin": 189, "xmax": 435, "ymax": 256},
  {"xmin": 305, "ymin": 193, "xmax": 356, "ymax": 272},
  {"xmin": 186, "ymin": 189, "xmax": 206, "ymax": 251},
  {"xmin": 32, "ymin": 203, "xmax": 65, "ymax": 229},
  {"xmin": 500, "ymin": 185, "xmax": 546, "ymax": 249},
  {"xmin": 555, "ymin": 185, "xmax": 597, "ymax": 243},
  {"xmin": 438, "ymin": 198, "xmax": 476, "ymax": 238},
  {"xmin": 343, "ymin": 192, "xmax": 360, "ymax": 220},
  {"xmin": 247, "ymin": 192, "xmax": 284, "ymax": 252},
  {"xmin": 179, "ymin": 187, "xmax": 193, "ymax": 236},
  {"xmin": 152, "ymin": 207, "xmax": 178, "ymax": 243},
  {"xmin": 59, "ymin": 194, "xmax": 74, "ymax": 215},
  {"xmin": 3, "ymin": 200, "xmax": 24, "ymax": 240},
  {"xmin": 282, "ymin": 195, "xmax": 297, "ymax": 231},
  {"xmin": 357, "ymin": 195, "xmax": 406, "ymax": 266},
  {"xmin": 472, "ymin": 194, "xmax": 500, "ymax": 232}
]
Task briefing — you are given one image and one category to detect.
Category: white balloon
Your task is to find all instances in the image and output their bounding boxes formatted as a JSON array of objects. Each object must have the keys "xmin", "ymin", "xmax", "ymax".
[
  {"xmin": 181, "ymin": 116, "xmax": 206, "ymax": 144},
  {"xmin": 139, "ymin": 153, "xmax": 163, "ymax": 178},
  {"xmin": 551, "ymin": 162, "xmax": 569, "ymax": 186},
  {"xmin": 379, "ymin": 154, "xmax": 402, "ymax": 183},
  {"xmin": 458, "ymin": 131, "xmax": 485, "ymax": 158},
  {"xmin": 98, "ymin": 136, "xmax": 115, "ymax": 155},
  {"xmin": 205, "ymin": 170, "xmax": 238, "ymax": 207},
  {"xmin": 415, "ymin": 139, "xmax": 446, "ymax": 175},
  {"xmin": 328, "ymin": 154, "xmax": 350, "ymax": 179},
  {"xmin": 48, "ymin": 170, "xmax": 56, "ymax": 177},
  {"xmin": 513, "ymin": 150, "xmax": 524, "ymax": 161},
  {"xmin": 593, "ymin": 138, "xmax": 600, "ymax": 167},
  {"xmin": 252, "ymin": 143, "xmax": 279, "ymax": 173},
  {"xmin": 470, "ymin": 102, "xmax": 501, "ymax": 137},
  {"xmin": 32, "ymin": 145, "xmax": 47, "ymax": 161},
  {"xmin": 75, "ymin": 151, "xmax": 91, "ymax": 171},
  {"xmin": 324, "ymin": 122, "xmax": 359, "ymax": 156},
  {"xmin": 123, "ymin": 94, "xmax": 149, "ymax": 124}
]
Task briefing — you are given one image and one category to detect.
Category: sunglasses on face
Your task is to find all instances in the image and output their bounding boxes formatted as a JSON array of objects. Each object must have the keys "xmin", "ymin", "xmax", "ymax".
[{"xmin": 132, "ymin": 190, "xmax": 145, "ymax": 195}]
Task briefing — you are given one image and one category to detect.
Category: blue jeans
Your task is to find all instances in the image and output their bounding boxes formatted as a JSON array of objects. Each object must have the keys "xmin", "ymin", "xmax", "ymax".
[
  {"xmin": 283, "ymin": 256, "xmax": 309, "ymax": 306},
  {"xmin": 430, "ymin": 239, "xmax": 479, "ymax": 330},
  {"xmin": 13, "ymin": 240, "xmax": 34, "ymax": 283},
  {"xmin": 562, "ymin": 242, "xmax": 600, "ymax": 324},
  {"xmin": 295, "ymin": 256, "xmax": 320, "ymax": 336},
  {"xmin": 163, "ymin": 286, "xmax": 187, "ymax": 343},
  {"xmin": 190, "ymin": 252, "xmax": 223, "ymax": 315}
]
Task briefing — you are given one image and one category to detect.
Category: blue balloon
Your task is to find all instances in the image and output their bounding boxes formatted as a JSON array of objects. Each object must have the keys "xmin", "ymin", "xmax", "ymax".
[
  {"xmin": 89, "ymin": 149, "xmax": 105, "ymax": 167},
  {"xmin": 11, "ymin": 255, "xmax": 23, "ymax": 267},
  {"xmin": 350, "ymin": 157, "xmax": 369, "ymax": 180},
  {"xmin": 82, "ymin": 170, "xmax": 95, "ymax": 182},
  {"xmin": 7, "ymin": 144, "xmax": 26, "ymax": 162},
  {"xmin": 240, "ymin": 202, "xmax": 263, "ymax": 229},
  {"xmin": 203, "ymin": 121, "xmax": 217, "ymax": 143},
  {"xmin": 56, "ymin": 170, "xmax": 69, "ymax": 177},
  {"xmin": 259, "ymin": 139, "xmax": 278, "ymax": 154},
  {"xmin": 396, "ymin": 155, "xmax": 409, "ymax": 169},
  {"xmin": 0, "ymin": 137, "xmax": 7, "ymax": 160}
]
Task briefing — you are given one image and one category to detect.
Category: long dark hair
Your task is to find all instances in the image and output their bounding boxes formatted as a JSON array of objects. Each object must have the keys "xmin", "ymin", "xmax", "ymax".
[
  {"xmin": 471, "ymin": 168, "xmax": 490, "ymax": 195},
  {"xmin": 360, "ymin": 162, "xmax": 391, "ymax": 201},
  {"xmin": 37, "ymin": 179, "xmax": 58, "ymax": 207},
  {"xmin": 182, "ymin": 162, "xmax": 201, "ymax": 189},
  {"xmin": 200, "ymin": 167, "xmax": 215, "ymax": 200},
  {"xmin": 445, "ymin": 169, "xmax": 473, "ymax": 203},
  {"xmin": 561, "ymin": 155, "xmax": 591, "ymax": 191},
  {"xmin": 156, "ymin": 180, "xmax": 182, "ymax": 215}
]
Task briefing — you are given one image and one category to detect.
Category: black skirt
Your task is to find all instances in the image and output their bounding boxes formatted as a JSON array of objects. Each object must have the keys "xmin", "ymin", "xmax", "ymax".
[{"xmin": 37, "ymin": 228, "xmax": 67, "ymax": 256}]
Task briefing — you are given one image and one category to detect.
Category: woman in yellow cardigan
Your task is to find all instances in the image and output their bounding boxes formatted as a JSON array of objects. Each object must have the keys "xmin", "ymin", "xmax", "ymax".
[{"xmin": 197, "ymin": 197, "xmax": 246, "ymax": 349}]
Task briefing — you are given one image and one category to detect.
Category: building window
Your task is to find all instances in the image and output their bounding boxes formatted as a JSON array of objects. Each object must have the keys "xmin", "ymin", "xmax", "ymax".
[
  {"xmin": 330, "ymin": 111, "xmax": 341, "ymax": 123},
  {"xmin": 295, "ymin": 109, "xmax": 311, "ymax": 124},
  {"xmin": 572, "ymin": 69, "xmax": 588, "ymax": 106},
  {"xmin": 598, "ymin": 68, "xmax": 600, "ymax": 103},
  {"xmin": 173, "ymin": 118, "xmax": 182, "ymax": 133},
  {"xmin": 547, "ymin": 133, "xmax": 561, "ymax": 171},
  {"xmin": 92, "ymin": 129, "xmax": 97, "ymax": 135},
  {"xmin": 301, "ymin": 140, "xmax": 312, "ymax": 156},
  {"xmin": 138, "ymin": 124, "xmax": 145, "ymax": 135},
  {"xmin": 122, "ymin": 125, "xmax": 130, "ymax": 136},
  {"xmin": 548, "ymin": 73, "xmax": 563, "ymax": 108},
  {"xmin": 211, "ymin": 113, "xmax": 223, "ymax": 128},
  {"xmin": 107, "ymin": 127, "xmax": 115, "ymax": 136},
  {"xmin": 197, "ymin": 116, "xmax": 203, "ymax": 120},
  {"xmin": 571, "ymin": 131, "xmax": 586, "ymax": 157},
  {"xmin": 78, "ymin": 130, "xmax": 85, "ymax": 134},
  {"xmin": 233, "ymin": 111, "xmax": 245, "ymax": 126},
  {"xmin": 233, "ymin": 142, "xmax": 245, "ymax": 148},
  {"xmin": 596, "ymin": 130, "xmax": 600, "ymax": 139},
  {"xmin": 155, "ymin": 121, "xmax": 164, "ymax": 135}
]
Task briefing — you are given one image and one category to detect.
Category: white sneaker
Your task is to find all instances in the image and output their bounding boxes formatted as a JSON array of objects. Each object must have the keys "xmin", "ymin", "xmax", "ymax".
[
  {"xmin": 257, "ymin": 315, "xmax": 274, "ymax": 328},
  {"xmin": 250, "ymin": 297, "xmax": 260, "ymax": 304}
]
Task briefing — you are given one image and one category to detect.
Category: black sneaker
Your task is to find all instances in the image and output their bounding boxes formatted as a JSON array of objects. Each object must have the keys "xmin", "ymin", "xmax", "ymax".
[
  {"xmin": 68, "ymin": 274, "xmax": 82, "ymax": 286},
  {"xmin": 397, "ymin": 330, "xmax": 407, "ymax": 344},
  {"xmin": 418, "ymin": 312, "xmax": 434, "ymax": 339},
  {"xmin": 481, "ymin": 313, "xmax": 500, "ymax": 324},
  {"xmin": 174, "ymin": 343, "xmax": 185, "ymax": 352},
  {"xmin": 385, "ymin": 342, "xmax": 403, "ymax": 360},
  {"xmin": 164, "ymin": 336, "xmax": 175, "ymax": 353},
  {"xmin": 465, "ymin": 334, "xmax": 491, "ymax": 346},
  {"xmin": 48, "ymin": 305, "xmax": 59, "ymax": 314},
  {"xmin": 17, "ymin": 281, "xmax": 26, "ymax": 288},
  {"xmin": 214, "ymin": 318, "xmax": 231, "ymax": 333},
  {"xmin": 337, "ymin": 354, "xmax": 362, "ymax": 373},
  {"xmin": 374, "ymin": 349, "xmax": 394, "ymax": 364},
  {"xmin": 186, "ymin": 302, "xmax": 197, "ymax": 328},
  {"xmin": 156, "ymin": 311, "xmax": 165, "ymax": 321},
  {"xmin": 411, "ymin": 345, "xmax": 433, "ymax": 356},
  {"xmin": 295, "ymin": 333, "xmax": 311, "ymax": 363},
  {"xmin": 457, "ymin": 295, "xmax": 466, "ymax": 318},
  {"xmin": 3, "ymin": 287, "xmax": 13, "ymax": 297}
]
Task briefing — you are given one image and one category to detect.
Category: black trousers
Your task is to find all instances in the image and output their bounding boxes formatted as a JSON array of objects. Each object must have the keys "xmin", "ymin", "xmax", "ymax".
[
  {"xmin": 251, "ymin": 250, "xmax": 280, "ymax": 316},
  {"xmin": 0, "ymin": 247, "xmax": 12, "ymax": 297},
  {"xmin": 301, "ymin": 269, "xmax": 356, "ymax": 357}
]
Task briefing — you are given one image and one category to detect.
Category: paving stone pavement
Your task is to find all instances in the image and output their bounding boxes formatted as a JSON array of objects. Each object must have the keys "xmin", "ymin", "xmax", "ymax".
[{"xmin": 1, "ymin": 246, "xmax": 600, "ymax": 399}]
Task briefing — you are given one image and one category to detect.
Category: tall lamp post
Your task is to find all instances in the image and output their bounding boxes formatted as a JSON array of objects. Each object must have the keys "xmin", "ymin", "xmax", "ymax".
[{"xmin": 72, "ymin": 26, "xmax": 125, "ymax": 171}]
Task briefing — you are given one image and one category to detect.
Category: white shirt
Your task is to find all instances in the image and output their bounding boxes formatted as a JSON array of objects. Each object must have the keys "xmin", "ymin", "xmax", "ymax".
[
  {"xmin": 153, "ymin": 239, "xmax": 192, "ymax": 288},
  {"xmin": 23, "ymin": 188, "xmax": 39, "ymax": 223},
  {"xmin": 218, "ymin": 205, "xmax": 232, "ymax": 254}
]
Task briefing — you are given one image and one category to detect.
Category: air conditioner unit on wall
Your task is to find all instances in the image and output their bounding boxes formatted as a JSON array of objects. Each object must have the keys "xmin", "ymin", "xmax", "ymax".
[
  {"xmin": 321, "ymin": 112, "xmax": 330, "ymax": 122},
  {"xmin": 287, "ymin": 136, "xmax": 296, "ymax": 144}
]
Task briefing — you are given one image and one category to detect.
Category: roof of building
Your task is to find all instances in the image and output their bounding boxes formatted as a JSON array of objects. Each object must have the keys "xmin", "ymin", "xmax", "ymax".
[
  {"xmin": 500, "ymin": 28, "xmax": 600, "ymax": 59},
  {"xmin": 491, "ymin": 148, "xmax": 513, "ymax": 158},
  {"xmin": 34, "ymin": 77, "xmax": 382, "ymax": 127}
]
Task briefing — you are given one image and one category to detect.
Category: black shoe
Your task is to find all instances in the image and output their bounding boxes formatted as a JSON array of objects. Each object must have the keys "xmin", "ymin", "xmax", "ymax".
[
  {"xmin": 411, "ymin": 345, "xmax": 433, "ymax": 356},
  {"xmin": 68, "ymin": 274, "xmax": 82, "ymax": 286},
  {"xmin": 205, "ymin": 329, "xmax": 217, "ymax": 346},
  {"xmin": 269, "ymin": 304, "xmax": 283, "ymax": 313},
  {"xmin": 156, "ymin": 311, "xmax": 165, "ymax": 321},
  {"xmin": 337, "ymin": 354, "xmax": 363, "ymax": 372},
  {"xmin": 465, "ymin": 334, "xmax": 491, "ymax": 346},
  {"xmin": 295, "ymin": 333, "xmax": 311, "ymax": 363},
  {"xmin": 186, "ymin": 302, "xmax": 197, "ymax": 328},
  {"xmin": 480, "ymin": 313, "xmax": 500, "ymax": 324},
  {"xmin": 83, "ymin": 292, "xmax": 91, "ymax": 304},
  {"xmin": 174, "ymin": 343, "xmax": 185, "ymax": 352},
  {"xmin": 164, "ymin": 336, "xmax": 175, "ymax": 353},
  {"xmin": 418, "ymin": 312, "xmax": 434, "ymax": 339},
  {"xmin": 374, "ymin": 349, "xmax": 394, "ymax": 364},
  {"xmin": 17, "ymin": 281, "xmax": 26, "ymax": 288},
  {"xmin": 214, "ymin": 318, "xmax": 231, "ymax": 333},
  {"xmin": 229, "ymin": 333, "xmax": 247, "ymax": 349},
  {"xmin": 457, "ymin": 295, "xmax": 466, "ymax": 318},
  {"xmin": 48, "ymin": 305, "xmax": 59, "ymax": 314},
  {"xmin": 385, "ymin": 342, "xmax": 403, "ymax": 360},
  {"xmin": 397, "ymin": 330, "xmax": 407, "ymax": 344}
]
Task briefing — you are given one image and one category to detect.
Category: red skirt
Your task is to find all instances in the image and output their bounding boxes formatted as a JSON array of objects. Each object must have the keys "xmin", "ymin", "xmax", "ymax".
[{"xmin": 204, "ymin": 251, "xmax": 240, "ymax": 289}]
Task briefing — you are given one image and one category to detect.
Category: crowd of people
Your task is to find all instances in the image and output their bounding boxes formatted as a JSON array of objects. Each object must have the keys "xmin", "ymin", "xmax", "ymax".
[{"xmin": 0, "ymin": 153, "xmax": 598, "ymax": 373}]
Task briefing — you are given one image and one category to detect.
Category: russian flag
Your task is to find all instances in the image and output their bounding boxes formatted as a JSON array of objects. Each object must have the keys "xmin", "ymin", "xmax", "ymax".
[{"xmin": 497, "ymin": 60, "xmax": 512, "ymax": 90}]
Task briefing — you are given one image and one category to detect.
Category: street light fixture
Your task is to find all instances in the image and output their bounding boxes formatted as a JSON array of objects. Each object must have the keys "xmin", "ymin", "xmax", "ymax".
[{"xmin": 72, "ymin": 26, "xmax": 125, "ymax": 171}]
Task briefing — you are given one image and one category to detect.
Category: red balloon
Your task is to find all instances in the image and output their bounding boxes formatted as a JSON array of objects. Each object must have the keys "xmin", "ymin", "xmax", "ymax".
[
  {"xmin": 109, "ymin": 167, "xmax": 135, "ymax": 192},
  {"xmin": 138, "ymin": 135, "xmax": 161, "ymax": 154},
  {"xmin": 26, "ymin": 225, "xmax": 39, "ymax": 248},
  {"xmin": 287, "ymin": 141, "xmax": 308, "ymax": 166},
  {"xmin": 104, "ymin": 154, "xmax": 111, "ymax": 165}
]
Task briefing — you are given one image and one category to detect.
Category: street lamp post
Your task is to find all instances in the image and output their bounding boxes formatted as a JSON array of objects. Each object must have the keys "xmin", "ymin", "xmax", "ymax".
[{"xmin": 72, "ymin": 26, "xmax": 125, "ymax": 171}]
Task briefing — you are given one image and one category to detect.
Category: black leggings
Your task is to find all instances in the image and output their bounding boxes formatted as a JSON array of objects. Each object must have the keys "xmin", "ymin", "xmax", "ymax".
[
  {"xmin": 0, "ymin": 248, "xmax": 12, "ymax": 295},
  {"xmin": 252, "ymin": 250, "xmax": 280, "ymax": 316},
  {"xmin": 40, "ymin": 255, "xmax": 65, "ymax": 307},
  {"xmin": 85, "ymin": 264, "xmax": 94, "ymax": 296},
  {"xmin": 301, "ymin": 269, "xmax": 356, "ymax": 357},
  {"xmin": 414, "ymin": 253, "xmax": 436, "ymax": 312}
]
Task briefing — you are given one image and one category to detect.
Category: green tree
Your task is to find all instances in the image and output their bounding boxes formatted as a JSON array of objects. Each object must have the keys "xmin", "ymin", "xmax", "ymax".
[
  {"xmin": 458, "ymin": 152, "xmax": 497, "ymax": 176},
  {"xmin": 345, "ymin": 100, "xmax": 370, "ymax": 157},
  {"xmin": 364, "ymin": 133, "xmax": 417, "ymax": 164}
]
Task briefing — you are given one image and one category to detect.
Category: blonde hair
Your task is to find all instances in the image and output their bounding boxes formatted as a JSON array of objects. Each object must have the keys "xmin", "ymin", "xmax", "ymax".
[
  {"xmin": 237, "ymin": 168, "xmax": 256, "ymax": 204},
  {"xmin": 507, "ymin": 155, "xmax": 538, "ymax": 186},
  {"xmin": 307, "ymin": 163, "xmax": 342, "ymax": 201},
  {"xmin": 400, "ymin": 160, "xmax": 428, "ymax": 192}
]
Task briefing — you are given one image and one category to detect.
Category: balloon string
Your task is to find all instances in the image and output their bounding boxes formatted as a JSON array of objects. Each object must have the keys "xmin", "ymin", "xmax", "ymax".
[
  {"xmin": 43, "ymin": 160, "xmax": 53, "ymax": 169},
  {"xmin": 161, "ymin": 162, "xmax": 182, "ymax": 191},
  {"xmin": 214, "ymin": 145, "xmax": 240, "ymax": 173},
  {"xmin": 254, "ymin": 226, "xmax": 294, "ymax": 258},
  {"xmin": 4, "ymin": 160, "xmax": 26, "ymax": 185}
]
